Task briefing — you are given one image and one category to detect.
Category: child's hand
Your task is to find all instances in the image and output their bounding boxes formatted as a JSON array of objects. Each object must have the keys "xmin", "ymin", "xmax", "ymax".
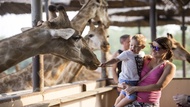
[{"xmin": 118, "ymin": 82, "xmax": 127, "ymax": 89}]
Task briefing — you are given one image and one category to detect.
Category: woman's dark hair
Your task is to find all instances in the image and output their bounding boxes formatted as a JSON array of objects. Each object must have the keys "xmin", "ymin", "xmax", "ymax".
[{"xmin": 154, "ymin": 37, "xmax": 173, "ymax": 60}]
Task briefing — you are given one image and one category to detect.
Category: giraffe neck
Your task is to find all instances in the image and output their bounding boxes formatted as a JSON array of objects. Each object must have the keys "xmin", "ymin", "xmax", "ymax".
[
  {"xmin": 0, "ymin": 2, "xmax": 105, "ymax": 93},
  {"xmin": 0, "ymin": 28, "xmax": 55, "ymax": 72},
  {"xmin": 0, "ymin": 64, "xmax": 33, "ymax": 93},
  {"xmin": 0, "ymin": 60, "xmax": 100, "ymax": 93},
  {"xmin": 71, "ymin": 2, "xmax": 97, "ymax": 34}
]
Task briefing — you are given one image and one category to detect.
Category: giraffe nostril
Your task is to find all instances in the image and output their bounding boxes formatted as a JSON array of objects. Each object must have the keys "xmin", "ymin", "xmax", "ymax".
[
  {"xmin": 102, "ymin": 41, "xmax": 110, "ymax": 46},
  {"xmin": 101, "ymin": 43, "xmax": 110, "ymax": 52}
]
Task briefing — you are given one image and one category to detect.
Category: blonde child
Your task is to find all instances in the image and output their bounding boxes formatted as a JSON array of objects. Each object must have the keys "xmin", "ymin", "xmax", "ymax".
[{"xmin": 101, "ymin": 34, "xmax": 146, "ymax": 107}]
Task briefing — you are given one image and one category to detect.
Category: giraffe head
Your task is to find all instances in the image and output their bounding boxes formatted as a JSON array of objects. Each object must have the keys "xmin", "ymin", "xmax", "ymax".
[
  {"xmin": 79, "ymin": 0, "xmax": 110, "ymax": 28},
  {"xmin": 45, "ymin": 5, "xmax": 100, "ymax": 70},
  {"xmin": 5, "ymin": 5, "xmax": 100, "ymax": 71},
  {"xmin": 167, "ymin": 33, "xmax": 190, "ymax": 63},
  {"xmin": 84, "ymin": 20, "xmax": 110, "ymax": 52}
]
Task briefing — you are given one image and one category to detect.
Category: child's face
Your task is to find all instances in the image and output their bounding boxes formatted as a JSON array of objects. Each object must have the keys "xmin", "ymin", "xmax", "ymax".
[{"xmin": 129, "ymin": 39, "xmax": 144, "ymax": 54}]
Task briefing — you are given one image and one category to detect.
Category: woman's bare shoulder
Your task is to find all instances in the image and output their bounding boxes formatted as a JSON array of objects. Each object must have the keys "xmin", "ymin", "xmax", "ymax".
[{"xmin": 165, "ymin": 61, "xmax": 176, "ymax": 70}]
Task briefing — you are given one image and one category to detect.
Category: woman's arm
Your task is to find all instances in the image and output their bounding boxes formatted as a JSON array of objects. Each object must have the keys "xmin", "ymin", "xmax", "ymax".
[
  {"xmin": 155, "ymin": 62, "xmax": 176, "ymax": 90},
  {"xmin": 126, "ymin": 61, "xmax": 176, "ymax": 94}
]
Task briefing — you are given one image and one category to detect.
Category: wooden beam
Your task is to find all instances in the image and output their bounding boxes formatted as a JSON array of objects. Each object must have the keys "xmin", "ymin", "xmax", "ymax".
[
  {"xmin": 109, "ymin": 8, "xmax": 190, "ymax": 17},
  {"xmin": 107, "ymin": 0, "xmax": 149, "ymax": 8},
  {"xmin": 110, "ymin": 18, "xmax": 185, "ymax": 27}
]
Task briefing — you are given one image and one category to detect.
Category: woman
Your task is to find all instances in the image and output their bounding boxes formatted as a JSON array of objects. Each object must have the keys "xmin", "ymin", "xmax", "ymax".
[{"xmin": 119, "ymin": 37, "xmax": 176, "ymax": 107}]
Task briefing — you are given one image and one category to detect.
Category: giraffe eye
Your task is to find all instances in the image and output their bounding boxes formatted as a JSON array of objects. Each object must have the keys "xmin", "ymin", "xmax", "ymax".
[
  {"xmin": 172, "ymin": 47, "xmax": 176, "ymax": 50},
  {"xmin": 89, "ymin": 34, "xmax": 94, "ymax": 38},
  {"xmin": 72, "ymin": 35, "xmax": 81, "ymax": 41},
  {"xmin": 107, "ymin": 35, "xmax": 109, "ymax": 38}
]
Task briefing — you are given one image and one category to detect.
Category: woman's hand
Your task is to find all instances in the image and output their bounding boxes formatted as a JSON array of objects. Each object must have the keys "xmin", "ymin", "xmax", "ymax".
[
  {"xmin": 117, "ymin": 83, "xmax": 134, "ymax": 95},
  {"xmin": 117, "ymin": 82, "xmax": 126, "ymax": 89},
  {"xmin": 125, "ymin": 85, "xmax": 135, "ymax": 95}
]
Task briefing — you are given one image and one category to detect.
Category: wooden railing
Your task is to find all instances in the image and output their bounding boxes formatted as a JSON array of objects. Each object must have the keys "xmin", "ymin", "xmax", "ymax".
[{"xmin": 0, "ymin": 78, "xmax": 189, "ymax": 107}]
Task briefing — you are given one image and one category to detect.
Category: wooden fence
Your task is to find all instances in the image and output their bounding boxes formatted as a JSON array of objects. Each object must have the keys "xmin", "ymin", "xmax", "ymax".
[{"xmin": 0, "ymin": 78, "xmax": 190, "ymax": 107}]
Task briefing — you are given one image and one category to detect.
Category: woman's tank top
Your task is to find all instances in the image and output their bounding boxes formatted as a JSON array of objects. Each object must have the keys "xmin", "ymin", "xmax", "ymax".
[{"xmin": 137, "ymin": 58, "xmax": 167, "ymax": 103}]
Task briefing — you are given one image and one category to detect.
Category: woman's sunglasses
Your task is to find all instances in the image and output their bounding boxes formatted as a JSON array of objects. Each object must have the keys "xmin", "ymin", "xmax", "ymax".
[{"xmin": 150, "ymin": 44, "xmax": 162, "ymax": 51}]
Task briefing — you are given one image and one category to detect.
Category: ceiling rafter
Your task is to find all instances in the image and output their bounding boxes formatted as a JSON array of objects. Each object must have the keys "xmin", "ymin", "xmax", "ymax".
[{"xmin": 1, "ymin": 0, "xmax": 190, "ymax": 27}]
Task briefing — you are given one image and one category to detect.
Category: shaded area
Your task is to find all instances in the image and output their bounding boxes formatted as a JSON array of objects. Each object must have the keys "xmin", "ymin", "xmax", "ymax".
[{"xmin": 1, "ymin": 0, "xmax": 190, "ymax": 27}]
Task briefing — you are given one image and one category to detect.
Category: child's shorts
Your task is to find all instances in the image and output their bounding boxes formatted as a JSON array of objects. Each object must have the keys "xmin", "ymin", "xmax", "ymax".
[{"xmin": 119, "ymin": 79, "xmax": 138, "ymax": 100}]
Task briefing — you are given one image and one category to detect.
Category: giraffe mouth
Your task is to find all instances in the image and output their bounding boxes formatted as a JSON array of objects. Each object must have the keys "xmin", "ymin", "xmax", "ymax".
[
  {"xmin": 85, "ymin": 60, "xmax": 100, "ymax": 70},
  {"xmin": 101, "ymin": 45, "xmax": 110, "ymax": 52}
]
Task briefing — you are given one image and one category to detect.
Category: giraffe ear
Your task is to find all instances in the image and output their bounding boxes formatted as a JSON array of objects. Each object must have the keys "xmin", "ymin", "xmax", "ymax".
[{"xmin": 50, "ymin": 28, "xmax": 75, "ymax": 40}]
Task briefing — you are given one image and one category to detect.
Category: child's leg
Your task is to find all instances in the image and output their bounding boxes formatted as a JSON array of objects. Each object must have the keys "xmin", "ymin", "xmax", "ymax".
[
  {"xmin": 114, "ymin": 79, "xmax": 126, "ymax": 106},
  {"xmin": 114, "ymin": 93, "xmax": 125, "ymax": 106},
  {"xmin": 115, "ymin": 97, "xmax": 135, "ymax": 107},
  {"xmin": 115, "ymin": 89, "xmax": 137, "ymax": 107}
]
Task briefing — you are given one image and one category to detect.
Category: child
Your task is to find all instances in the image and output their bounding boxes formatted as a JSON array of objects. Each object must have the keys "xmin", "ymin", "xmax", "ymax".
[
  {"xmin": 100, "ymin": 34, "xmax": 146, "ymax": 107},
  {"xmin": 111, "ymin": 34, "xmax": 131, "ymax": 93}
]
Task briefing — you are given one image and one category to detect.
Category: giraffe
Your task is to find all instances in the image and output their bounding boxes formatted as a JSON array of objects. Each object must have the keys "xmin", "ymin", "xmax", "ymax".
[
  {"xmin": 0, "ymin": 72, "xmax": 6, "ymax": 78},
  {"xmin": 41, "ymin": 0, "xmax": 110, "ymax": 85},
  {"xmin": 84, "ymin": 19, "xmax": 110, "ymax": 52},
  {"xmin": 2, "ymin": 0, "xmax": 110, "ymax": 74},
  {"xmin": 44, "ymin": 0, "xmax": 111, "ymax": 85},
  {"xmin": 0, "ymin": 5, "xmax": 100, "ymax": 73},
  {"xmin": 53, "ymin": 20, "xmax": 110, "ymax": 85},
  {"xmin": 0, "ymin": 22, "xmax": 108, "ymax": 92},
  {"xmin": 0, "ymin": 0, "xmax": 110, "ymax": 93},
  {"xmin": 167, "ymin": 33, "xmax": 190, "ymax": 63},
  {"xmin": 70, "ymin": 0, "xmax": 110, "ymax": 35}
]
